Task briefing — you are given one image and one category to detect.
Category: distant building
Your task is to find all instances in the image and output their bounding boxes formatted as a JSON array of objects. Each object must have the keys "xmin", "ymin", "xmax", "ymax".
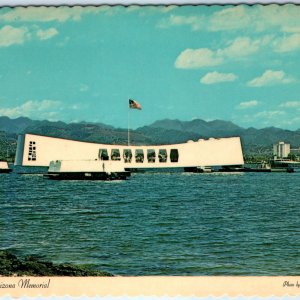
[{"xmin": 273, "ymin": 141, "xmax": 290, "ymax": 158}]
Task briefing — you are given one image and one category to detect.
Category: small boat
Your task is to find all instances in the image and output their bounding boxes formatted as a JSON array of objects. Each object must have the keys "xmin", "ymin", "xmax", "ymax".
[
  {"xmin": 44, "ymin": 159, "xmax": 130, "ymax": 180},
  {"xmin": 270, "ymin": 159, "xmax": 296, "ymax": 172},
  {"xmin": 271, "ymin": 166, "xmax": 294, "ymax": 173},
  {"xmin": 0, "ymin": 161, "xmax": 12, "ymax": 173},
  {"xmin": 219, "ymin": 162, "xmax": 294, "ymax": 173}
]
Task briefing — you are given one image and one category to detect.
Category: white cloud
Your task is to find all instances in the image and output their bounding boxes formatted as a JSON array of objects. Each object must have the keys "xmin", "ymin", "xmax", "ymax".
[
  {"xmin": 175, "ymin": 36, "xmax": 269, "ymax": 69},
  {"xmin": 175, "ymin": 48, "xmax": 223, "ymax": 69},
  {"xmin": 0, "ymin": 100, "xmax": 62, "ymax": 120},
  {"xmin": 200, "ymin": 71, "xmax": 237, "ymax": 85},
  {"xmin": 36, "ymin": 28, "xmax": 58, "ymax": 40},
  {"xmin": 159, "ymin": 7, "xmax": 254, "ymax": 32},
  {"xmin": 279, "ymin": 101, "xmax": 300, "ymax": 108},
  {"xmin": 0, "ymin": 6, "xmax": 100, "ymax": 23},
  {"xmin": 236, "ymin": 100, "xmax": 258, "ymax": 109},
  {"xmin": 254, "ymin": 110, "xmax": 285, "ymax": 119},
  {"xmin": 0, "ymin": 25, "xmax": 59, "ymax": 47},
  {"xmin": 160, "ymin": 5, "xmax": 300, "ymax": 34},
  {"xmin": 0, "ymin": 25, "xmax": 30, "ymax": 47},
  {"xmin": 158, "ymin": 6, "xmax": 251, "ymax": 32},
  {"xmin": 247, "ymin": 70, "xmax": 294, "ymax": 87},
  {"xmin": 257, "ymin": 5, "xmax": 300, "ymax": 33},
  {"xmin": 220, "ymin": 36, "xmax": 271, "ymax": 58},
  {"xmin": 209, "ymin": 6, "xmax": 251, "ymax": 32},
  {"xmin": 273, "ymin": 33, "xmax": 300, "ymax": 53},
  {"xmin": 158, "ymin": 14, "xmax": 204, "ymax": 31}
]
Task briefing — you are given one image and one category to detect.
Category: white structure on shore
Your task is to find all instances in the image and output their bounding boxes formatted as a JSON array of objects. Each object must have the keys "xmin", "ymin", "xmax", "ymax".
[
  {"xmin": 273, "ymin": 142, "xmax": 290, "ymax": 158},
  {"xmin": 14, "ymin": 133, "xmax": 244, "ymax": 169}
]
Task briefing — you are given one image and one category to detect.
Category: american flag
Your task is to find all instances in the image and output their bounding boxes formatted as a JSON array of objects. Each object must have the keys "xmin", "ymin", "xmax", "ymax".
[{"xmin": 129, "ymin": 99, "xmax": 142, "ymax": 110}]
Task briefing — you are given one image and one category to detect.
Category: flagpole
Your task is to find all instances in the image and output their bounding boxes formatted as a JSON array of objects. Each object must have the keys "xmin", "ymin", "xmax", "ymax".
[
  {"xmin": 128, "ymin": 99, "xmax": 141, "ymax": 146},
  {"xmin": 128, "ymin": 105, "xmax": 130, "ymax": 146}
]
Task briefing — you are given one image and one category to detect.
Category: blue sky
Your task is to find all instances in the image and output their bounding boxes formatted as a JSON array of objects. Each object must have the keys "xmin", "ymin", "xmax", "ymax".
[{"xmin": 0, "ymin": 5, "xmax": 300, "ymax": 130}]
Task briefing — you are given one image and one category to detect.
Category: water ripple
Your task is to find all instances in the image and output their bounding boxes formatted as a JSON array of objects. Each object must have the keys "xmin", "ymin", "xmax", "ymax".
[{"xmin": 1, "ymin": 169, "xmax": 300, "ymax": 275}]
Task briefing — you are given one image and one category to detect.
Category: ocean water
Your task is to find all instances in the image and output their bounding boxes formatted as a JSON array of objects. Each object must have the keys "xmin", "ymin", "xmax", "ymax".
[{"xmin": 1, "ymin": 167, "xmax": 300, "ymax": 276}]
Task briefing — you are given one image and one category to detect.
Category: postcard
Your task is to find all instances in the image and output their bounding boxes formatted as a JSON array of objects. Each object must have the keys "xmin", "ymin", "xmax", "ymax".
[{"xmin": 0, "ymin": 3, "xmax": 300, "ymax": 298}]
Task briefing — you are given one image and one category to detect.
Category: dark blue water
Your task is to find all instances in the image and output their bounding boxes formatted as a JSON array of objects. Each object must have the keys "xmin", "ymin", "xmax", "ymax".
[{"xmin": 1, "ymin": 167, "xmax": 300, "ymax": 275}]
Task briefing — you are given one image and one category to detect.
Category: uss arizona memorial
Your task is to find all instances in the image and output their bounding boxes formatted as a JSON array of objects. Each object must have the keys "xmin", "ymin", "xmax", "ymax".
[
  {"xmin": 3, "ymin": 99, "xmax": 296, "ymax": 176},
  {"xmin": 13, "ymin": 99, "xmax": 244, "ymax": 173},
  {"xmin": 15, "ymin": 133, "xmax": 244, "ymax": 170}
]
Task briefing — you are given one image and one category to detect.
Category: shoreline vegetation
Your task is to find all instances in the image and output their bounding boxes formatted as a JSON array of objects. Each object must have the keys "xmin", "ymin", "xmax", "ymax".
[{"xmin": 0, "ymin": 250, "xmax": 113, "ymax": 277}]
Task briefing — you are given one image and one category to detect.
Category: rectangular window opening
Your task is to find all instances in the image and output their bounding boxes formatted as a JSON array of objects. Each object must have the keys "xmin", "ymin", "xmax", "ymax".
[
  {"xmin": 135, "ymin": 149, "xmax": 144, "ymax": 163},
  {"xmin": 147, "ymin": 149, "xmax": 156, "ymax": 163},
  {"xmin": 159, "ymin": 149, "xmax": 168, "ymax": 163},
  {"xmin": 170, "ymin": 149, "xmax": 179, "ymax": 162},
  {"xmin": 98, "ymin": 149, "xmax": 109, "ymax": 161},
  {"xmin": 123, "ymin": 149, "xmax": 132, "ymax": 163},
  {"xmin": 111, "ymin": 149, "xmax": 121, "ymax": 161}
]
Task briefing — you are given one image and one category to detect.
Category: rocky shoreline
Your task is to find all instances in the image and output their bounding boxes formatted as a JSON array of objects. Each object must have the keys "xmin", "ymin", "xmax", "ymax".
[{"xmin": 0, "ymin": 250, "xmax": 113, "ymax": 276}]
